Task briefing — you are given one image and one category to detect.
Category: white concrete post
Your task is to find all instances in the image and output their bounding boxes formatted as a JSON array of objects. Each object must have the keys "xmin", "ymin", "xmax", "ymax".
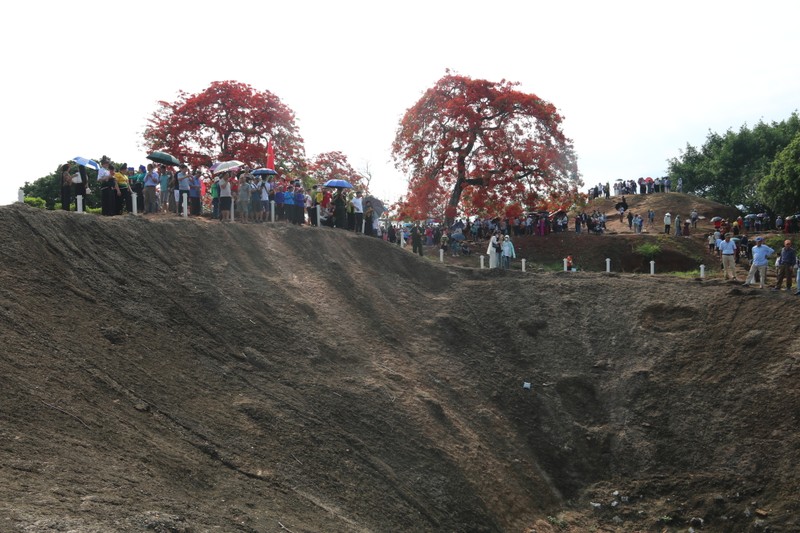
[
  {"xmin": 650, "ymin": 260, "xmax": 655, "ymax": 275},
  {"xmin": 17, "ymin": 189, "xmax": 24, "ymax": 203},
  {"xmin": 182, "ymin": 194, "xmax": 188, "ymax": 218},
  {"xmin": 316, "ymin": 205, "xmax": 321, "ymax": 227},
  {"xmin": 521, "ymin": 259, "xmax": 526, "ymax": 272},
  {"xmin": 480, "ymin": 255, "xmax": 485, "ymax": 269},
  {"xmin": 563, "ymin": 258, "xmax": 568, "ymax": 271},
  {"xmin": 439, "ymin": 249, "xmax": 444, "ymax": 262},
  {"xmin": 361, "ymin": 218, "xmax": 365, "ymax": 233},
  {"xmin": 77, "ymin": 195, "xmax": 84, "ymax": 213},
  {"xmin": 132, "ymin": 192, "xmax": 138, "ymax": 215},
  {"xmin": 700, "ymin": 264, "xmax": 705, "ymax": 278},
  {"xmin": 230, "ymin": 201, "xmax": 235, "ymax": 222},
  {"xmin": 606, "ymin": 258, "xmax": 611, "ymax": 272},
  {"xmin": 270, "ymin": 200, "xmax": 275, "ymax": 222}
]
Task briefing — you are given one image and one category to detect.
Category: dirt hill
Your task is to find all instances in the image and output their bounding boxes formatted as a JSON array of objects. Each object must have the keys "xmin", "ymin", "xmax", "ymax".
[{"xmin": 1, "ymin": 197, "xmax": 799, "ymax": 533}]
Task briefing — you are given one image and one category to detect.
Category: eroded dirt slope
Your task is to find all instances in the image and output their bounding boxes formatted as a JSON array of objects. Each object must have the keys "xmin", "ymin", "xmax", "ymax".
[{"xmin": 0, "ymin": 203, "xmax": 798, "ymax": 533}]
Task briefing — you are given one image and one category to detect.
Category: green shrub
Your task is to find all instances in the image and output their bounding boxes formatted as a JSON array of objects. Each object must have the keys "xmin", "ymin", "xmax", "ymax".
[
  {"xmin": 636, "ymin": 242, "xmax": 661, "ymax": 258},
  {"xmin": 23, "ymin": 197, "xmax": 46, "ymax": 209}
]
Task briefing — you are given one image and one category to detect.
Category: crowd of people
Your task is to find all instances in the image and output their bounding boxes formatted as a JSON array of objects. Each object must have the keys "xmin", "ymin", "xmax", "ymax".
[
  {"xmin": 57, "ymin": 159, "xmax": 800, "ymax": 283},
  {"xmin": 60, "ymin": 158, "xmax": 385, "ymax": 234},
  {"xmin": 588, "ymin": 176, "xmax": 684, "ymax": 200}
]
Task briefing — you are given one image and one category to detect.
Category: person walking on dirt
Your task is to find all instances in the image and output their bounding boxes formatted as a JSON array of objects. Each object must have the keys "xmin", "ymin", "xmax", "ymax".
[
  {"xmin": 410, "ymin": 223, "xmax": 424, "ymax": 257},
  {"xmin": 743, "ymin": 236, "xmax": 774, "ymax": 288},
  {"xmin": 664, "ymin": 212, "xmax": 671, "ymax": 235},
  {"xmin": 719, "ymin": 234, "xmax": 739, "ymax": 281},
  {"xmin": 772, "ymin": 239, "xmax": 797, "ymax": 291},
  {"xmin": 690, "ymin": 209, "xmax": 699, "ymax": 229}
]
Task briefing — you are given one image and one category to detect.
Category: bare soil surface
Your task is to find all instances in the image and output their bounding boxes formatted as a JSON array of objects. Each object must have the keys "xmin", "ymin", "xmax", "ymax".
[{"xmin": 1, "ymin": 193, "xmax": 799, "ymax": 533}]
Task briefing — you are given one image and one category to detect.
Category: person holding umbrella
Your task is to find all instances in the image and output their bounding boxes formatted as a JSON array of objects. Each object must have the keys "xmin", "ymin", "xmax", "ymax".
[
  {"xmin": 333, "ymin": 189, "xmax": 346, "ymax": 228},
  {"xmin": 364, "ymin": 200, "xmax": 375, "ymax": 236},
  {"xmin": 143, "ymin": 163, "xmax": 160, "ymax": 214},
  {"xmin": 218, "ymin": 171, "xmax": 233, "ymax": 222}
]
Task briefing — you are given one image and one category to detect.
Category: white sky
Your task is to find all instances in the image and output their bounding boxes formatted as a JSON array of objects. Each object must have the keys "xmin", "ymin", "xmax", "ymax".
[{"xmin": 1, "ymin": 0, "xmax": 798, "ymax": 206}]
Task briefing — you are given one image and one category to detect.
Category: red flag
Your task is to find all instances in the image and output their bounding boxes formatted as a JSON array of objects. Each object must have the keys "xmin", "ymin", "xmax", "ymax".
[{"xmin": 267, "ymin": 140, "xmax": 275, "ymax": 170}]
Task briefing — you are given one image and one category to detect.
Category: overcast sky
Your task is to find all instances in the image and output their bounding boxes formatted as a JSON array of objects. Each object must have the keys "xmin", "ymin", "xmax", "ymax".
[{"xmin": 1, "ymin": 0, "xmax": 798, "ymax": 206}]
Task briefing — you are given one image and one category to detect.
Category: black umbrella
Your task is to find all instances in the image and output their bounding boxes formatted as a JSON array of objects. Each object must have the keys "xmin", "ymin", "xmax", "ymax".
[
  {"xmin": 146, "ymin": 151, "xmax": 181, "ymax": 166},
  {"xmin": 363, "ymin": 195, "xmax": 385, "ymax": 217},
  {"xmin": 252, "ymin": 168, "xmax": 277, "ymax": 176}
]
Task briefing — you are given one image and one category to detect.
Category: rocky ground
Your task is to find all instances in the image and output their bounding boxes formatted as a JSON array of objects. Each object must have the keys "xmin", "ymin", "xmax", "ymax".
[{"xmin": 0, "ymin": 193, "xmax": 798, "ymax": 533}]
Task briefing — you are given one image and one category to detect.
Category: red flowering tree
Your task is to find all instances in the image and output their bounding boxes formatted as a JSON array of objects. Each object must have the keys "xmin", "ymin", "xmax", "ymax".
[
  {"xmin": 307, "ymin": 151, "xmax": 368, "ymax": 192},
  {"xmin": 392, "ymin": 72, "xmax": 581, "ymax": 225},
  {"xmin": 142, "ymin": 81, "xmax": 306, "ymax": 179}
]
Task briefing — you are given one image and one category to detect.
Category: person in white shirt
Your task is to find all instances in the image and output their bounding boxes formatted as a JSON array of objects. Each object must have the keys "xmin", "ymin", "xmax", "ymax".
[
  {"xmin": 718, "ymin": 234, "xmax": 739, "ymax": 280},
  {"xmin": 350, "ymin": 191, "xmax": 364, "ymax": 233},
  {"xmin": 743, "ymin": 237, "xmax": 774, "ymax": 288}
]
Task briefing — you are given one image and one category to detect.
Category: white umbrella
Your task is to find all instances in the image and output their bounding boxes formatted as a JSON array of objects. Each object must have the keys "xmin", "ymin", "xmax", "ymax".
[{"xmin": 212, "ymin": 160, "xmax": 245, "ymax": 174}]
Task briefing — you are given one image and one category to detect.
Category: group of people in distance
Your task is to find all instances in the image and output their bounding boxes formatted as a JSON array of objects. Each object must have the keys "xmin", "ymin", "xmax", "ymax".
[
  {"xmin": 588, "ymin": 176, "xmax": 683, "ymax": 200},
  {"xmin": 59, "ymin": 158, "xmax": 382, "ymax": 234}
]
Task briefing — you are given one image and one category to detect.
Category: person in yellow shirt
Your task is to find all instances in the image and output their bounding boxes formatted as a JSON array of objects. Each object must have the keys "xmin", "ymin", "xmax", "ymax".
[{"xmin": 114, "ymin": 164, "xmax": 131, "ymax": 215}]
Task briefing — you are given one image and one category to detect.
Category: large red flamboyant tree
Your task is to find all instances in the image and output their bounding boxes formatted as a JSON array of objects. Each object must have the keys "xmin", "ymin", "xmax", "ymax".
[
  {"xmin": 392, "ymin": 72, "xmax": 581, "ymax": 225},
  {"xmin": 142, "ymin": 81, "xmax": 306, "ymax": 178},
  {"xmin": 307, "ymin": 151, "xmax": 368, "ymax": 192}
]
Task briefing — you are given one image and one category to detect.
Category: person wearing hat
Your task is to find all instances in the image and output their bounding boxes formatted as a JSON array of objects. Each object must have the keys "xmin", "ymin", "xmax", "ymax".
[
  {"xmin": 500, "ymin": 234, "xmax": 516, "ymax": 270},
  {"xmin": 663, "ymin": 212, "xmax": 671, "ymax": 235},
  {"xmin": 743, "ymin": 236, "xmax": 774, "ymax": 288},
  {"xmin": 718, "ymin": 233, "xmax": 739, "ymax": 281},
  {"xmin": 772, "ymin": 239, "xmax": 797, "ymax": 291}
]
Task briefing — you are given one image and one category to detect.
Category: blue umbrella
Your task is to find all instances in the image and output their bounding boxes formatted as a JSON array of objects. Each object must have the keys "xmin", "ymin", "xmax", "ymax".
[
  {"xmin": 323, "ymin": 179, "xmax": 353, "ymax": 189},
  {"xmin": 72, "ymin": 156, "xmax": 100, "ymax": 170},
  {"xmin": 252, "ymin": 168, "xmax": 277, "ymax": 176}
]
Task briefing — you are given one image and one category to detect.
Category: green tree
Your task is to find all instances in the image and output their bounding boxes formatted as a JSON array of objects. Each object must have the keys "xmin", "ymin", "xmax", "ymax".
[
  {"xmin": 758, "ymin": 132, "xmax": 800, "ymax": 215},
  {"xmin": 667, "ymin": 112, "xmax": 800, "ymax": 211},
  {"xmin": 23, "ymin": 161, "xmax": 104, "ymax": 210}
]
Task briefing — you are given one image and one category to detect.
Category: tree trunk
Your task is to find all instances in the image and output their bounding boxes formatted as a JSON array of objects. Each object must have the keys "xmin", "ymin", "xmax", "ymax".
[{"xmin": 444, "ymin": 152, "xmax": 469, "ymax": 228}]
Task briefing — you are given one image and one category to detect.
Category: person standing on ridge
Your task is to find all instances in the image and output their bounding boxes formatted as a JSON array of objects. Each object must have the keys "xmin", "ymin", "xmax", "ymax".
[
  {"xmin": 772, "ymin": 239, "xmax": 797, "ymax": 291},
  {"xmin": 743, "ymin": 236, "xmax": 774, "ymax": 288},
  {"xmin": 718, "ymin": 233, "xmax": 739, "ymax": 281}
]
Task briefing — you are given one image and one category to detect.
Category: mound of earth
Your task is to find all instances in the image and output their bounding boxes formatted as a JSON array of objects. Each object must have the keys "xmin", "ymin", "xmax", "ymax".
[{"xmin": 1, "ymin": 201, "xmax": 799, "ymax": 533}]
